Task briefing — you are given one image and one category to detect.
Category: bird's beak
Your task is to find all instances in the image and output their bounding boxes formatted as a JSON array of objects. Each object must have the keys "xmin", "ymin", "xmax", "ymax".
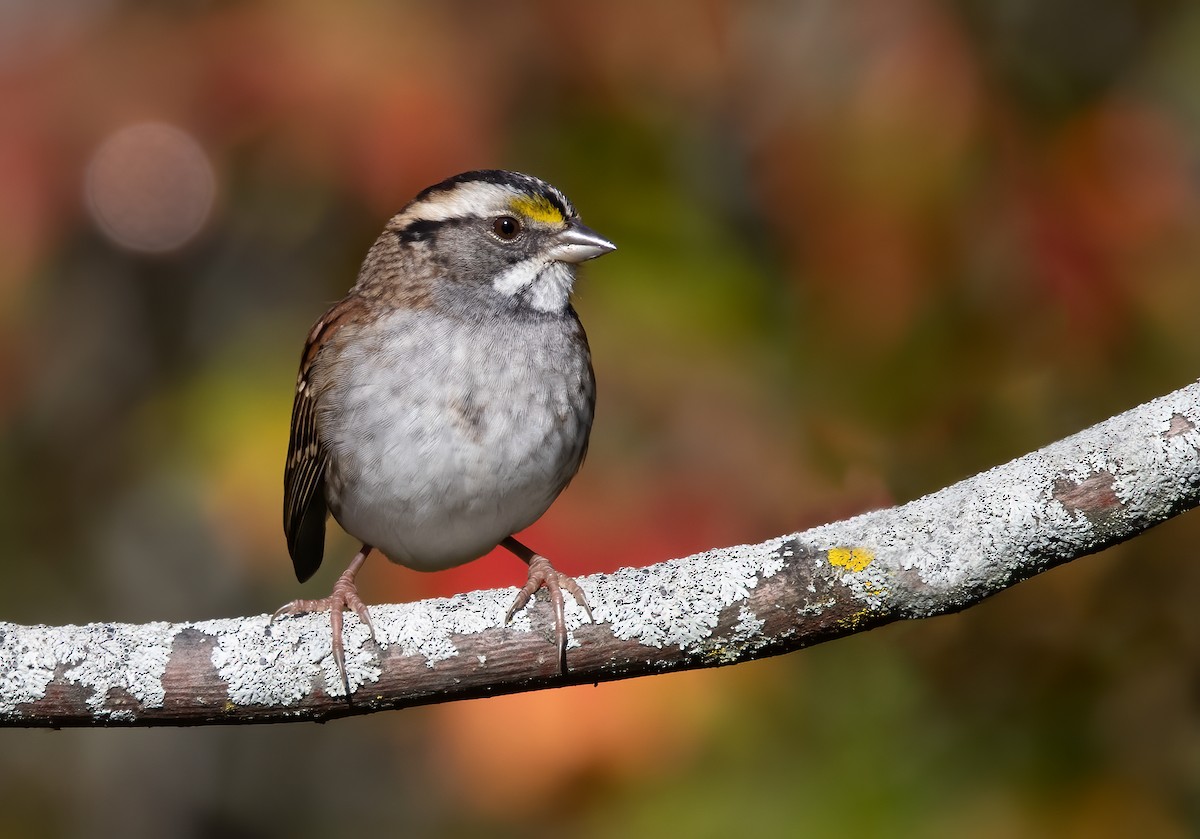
[{"xmin": 548, "ymin": 221, "xmax": 616, "ymax": 264}]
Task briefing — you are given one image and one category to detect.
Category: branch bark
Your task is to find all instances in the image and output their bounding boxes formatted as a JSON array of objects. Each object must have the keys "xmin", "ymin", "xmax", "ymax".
[{"xmin": 3, "ymin": 382, "xmax": 1198, "ymax": 727}]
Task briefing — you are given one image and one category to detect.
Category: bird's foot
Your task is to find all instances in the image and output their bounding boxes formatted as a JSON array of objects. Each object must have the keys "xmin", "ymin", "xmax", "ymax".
[
  {"xmin": 506, "ymin": 553, "xmax": 594, "ymax": 674},
  {"xmin": 272, "ymin": 561, "xmax": 375, "ymax": 699}
]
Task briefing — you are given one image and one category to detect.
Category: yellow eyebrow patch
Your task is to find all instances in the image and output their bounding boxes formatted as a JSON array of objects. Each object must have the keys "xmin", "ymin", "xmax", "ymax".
[{"xmin": 509, "ymin": 194, "xmax": 564, "ymax": 225}]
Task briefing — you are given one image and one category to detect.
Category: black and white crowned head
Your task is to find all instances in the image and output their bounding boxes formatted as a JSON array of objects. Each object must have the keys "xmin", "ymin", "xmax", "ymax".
[{"xmin": 375, "ymin": 169, "xmax": 615, "ymax": 315}]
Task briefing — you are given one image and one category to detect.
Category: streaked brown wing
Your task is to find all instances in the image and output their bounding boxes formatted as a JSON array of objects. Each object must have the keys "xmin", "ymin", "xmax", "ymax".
[{"xmin": 282, "ymin": 297, "xmax": 359, "ymax": 582}]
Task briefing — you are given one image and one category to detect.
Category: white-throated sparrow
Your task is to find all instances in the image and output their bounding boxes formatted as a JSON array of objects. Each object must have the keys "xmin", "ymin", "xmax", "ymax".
[{"xmin": 275, "ymin": 170, "xmax": 615, "ymax": 695}]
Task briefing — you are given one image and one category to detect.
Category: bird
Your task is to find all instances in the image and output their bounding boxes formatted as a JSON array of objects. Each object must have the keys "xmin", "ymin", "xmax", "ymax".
[{"xmin": 274, "ymin": 169, "xmax": 615, "ymax": 696}]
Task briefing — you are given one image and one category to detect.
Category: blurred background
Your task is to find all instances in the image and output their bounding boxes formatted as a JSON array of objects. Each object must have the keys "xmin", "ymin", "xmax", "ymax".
[{"xmin": 3, "ymin": 0, "xmax": 1200, "ymax": 836}]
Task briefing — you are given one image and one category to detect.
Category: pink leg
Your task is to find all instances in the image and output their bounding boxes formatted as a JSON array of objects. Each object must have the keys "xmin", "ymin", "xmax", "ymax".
[
  {"xmin": 501, "ymin": 536, "xmax": 594, "ymax": 673},
  {"xmin": 273, "ymin": 545, "xmax": 376, "ymax": 698}
]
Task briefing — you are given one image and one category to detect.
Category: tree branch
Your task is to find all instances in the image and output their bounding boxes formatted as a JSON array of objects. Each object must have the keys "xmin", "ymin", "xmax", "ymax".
[{"xmin": 3, "ymin": 382, "xmax": 1198, "ymax": 727}]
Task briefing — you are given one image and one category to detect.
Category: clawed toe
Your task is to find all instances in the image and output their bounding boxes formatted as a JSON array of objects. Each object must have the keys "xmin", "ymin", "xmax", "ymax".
[
  {"xmin": 504, "ymin": 550, "xmax": 594, "ymax": 674},
  {"xmin": 271, "ymin": 547, "xmax": 374, "ymax": 700}
]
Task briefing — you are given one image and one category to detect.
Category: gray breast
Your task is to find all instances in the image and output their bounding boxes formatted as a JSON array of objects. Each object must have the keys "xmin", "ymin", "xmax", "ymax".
[{"xmin": 312, "ymin": 307, "xmax": 594, "ymax": 570}]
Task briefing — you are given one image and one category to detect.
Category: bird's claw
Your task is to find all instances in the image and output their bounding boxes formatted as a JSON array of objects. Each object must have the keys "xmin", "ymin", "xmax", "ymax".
[
  {"xmin": 272, "ymin": 567, "xmax": 375, "ymax": 699},
  {"xmin": 506, "ymin": 554, "xmax": 593, "ymax": 674}
]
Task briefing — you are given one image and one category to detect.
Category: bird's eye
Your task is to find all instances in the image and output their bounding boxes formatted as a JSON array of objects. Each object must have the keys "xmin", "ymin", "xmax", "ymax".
[{"xmin": 492, "ymin": 215, "xmax": 522, "ymax": 241}]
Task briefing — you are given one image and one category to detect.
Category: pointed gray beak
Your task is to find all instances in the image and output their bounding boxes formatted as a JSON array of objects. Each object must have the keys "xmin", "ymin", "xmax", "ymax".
[{"xmin": 548, "ymin": 221, "xmax": 616, "ymax": 264}]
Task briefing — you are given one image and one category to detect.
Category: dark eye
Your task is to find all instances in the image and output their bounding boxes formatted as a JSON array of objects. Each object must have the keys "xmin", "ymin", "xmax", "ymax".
[{"xmin": 491, "ymin": 215, "xmax": 522, "ymax": 241}]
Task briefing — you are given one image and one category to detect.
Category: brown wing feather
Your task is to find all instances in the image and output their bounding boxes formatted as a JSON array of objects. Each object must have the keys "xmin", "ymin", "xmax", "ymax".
[{"xmin": 282, "ymin": 297, "xmax": 361, "ymax": 582}]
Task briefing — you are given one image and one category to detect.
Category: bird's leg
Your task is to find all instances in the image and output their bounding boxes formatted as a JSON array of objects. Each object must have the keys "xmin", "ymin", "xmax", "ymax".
[
  {"xmin": 272, "ymin": 545, "xmax": 376, "ymax": 699},
  {"xmin": 501, "ymin": 536, "xmax": 594, "ymax": 673}
]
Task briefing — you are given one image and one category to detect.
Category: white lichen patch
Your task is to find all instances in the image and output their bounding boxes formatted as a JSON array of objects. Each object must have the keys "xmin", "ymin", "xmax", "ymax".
[
  {"xmin": 834, "ymin": 562, "xmax": 890, "ymax": 610},
  {"xmin": 591, "ymin": 537, "xmax": 790, "ymax": 650},
  {"xmin": 694, "ymin": 604, "xmax": 771, "ymax": 665},
  {"xmin": 373, "ymin": 587, "xmax": 526, "ymax": 664},
  {"xmin": 196, "ymin": 612, "xmax": 377, "ymax": 704},
  {"xmin": 0, "ymin": 621, "xmax": 174, "ymax": 717},
  {"xmin": 761, "ymin": 550, "xmax": 787, "ymax": 579},
  {"xmin": 733, "ymin": 605, "xmax": 765, "ymax": 640},
  {"xmin": 0, "ymin": 625, "xmax": 55, "ymax": 713}
]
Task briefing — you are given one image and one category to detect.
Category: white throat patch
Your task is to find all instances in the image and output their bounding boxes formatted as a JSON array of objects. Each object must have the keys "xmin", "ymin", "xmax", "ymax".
[{"xmin": 492, "ymin": 259, "xmax": 574, "ymax": 313}]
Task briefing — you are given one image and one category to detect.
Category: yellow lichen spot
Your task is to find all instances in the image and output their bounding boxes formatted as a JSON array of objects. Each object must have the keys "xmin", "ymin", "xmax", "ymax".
[
  {"xmin": 836, "ymin": 606, "xmax": 874, "ymax": 631},
  {"xmin": 828, "ymin": 546, "xmax": 874, "ymax": 573},
  {"xmin": 510, "ymin": 194, "xmax": 564, "ymax": 225}
]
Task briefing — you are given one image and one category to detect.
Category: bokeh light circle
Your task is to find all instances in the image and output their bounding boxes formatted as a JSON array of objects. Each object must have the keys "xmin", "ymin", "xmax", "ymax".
[{"xmin": 85, "ymin": 121, "xmax": 216, "ymax": 253}]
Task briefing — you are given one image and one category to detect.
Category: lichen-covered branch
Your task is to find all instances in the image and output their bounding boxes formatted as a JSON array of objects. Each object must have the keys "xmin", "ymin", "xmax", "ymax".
[{"xmin": 3, "ymin": 382, "xmax": 1198, "ymax": 727}]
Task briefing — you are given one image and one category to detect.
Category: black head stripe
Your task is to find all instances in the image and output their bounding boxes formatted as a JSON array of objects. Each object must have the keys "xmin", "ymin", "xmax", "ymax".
[
  {"xmin": 413, "ymin": 169, "xmax": 576, "ymax": 220},
  {"xmin": 393, "ymin": 217, "xmax": 448, "ymax": 244}
]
